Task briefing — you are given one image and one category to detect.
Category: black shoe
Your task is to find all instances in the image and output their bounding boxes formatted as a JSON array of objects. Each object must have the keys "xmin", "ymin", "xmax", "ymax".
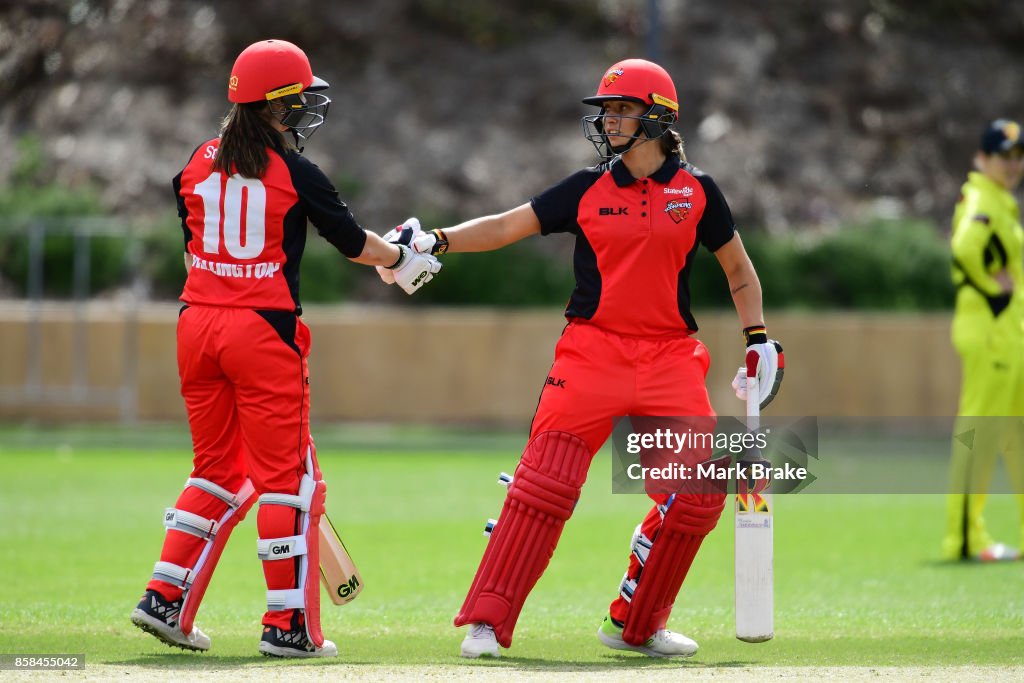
[
  {"xmin": 130, "ymin": 589, "xmax": 210, "ymax": 651},
  {"xmin": 259, "ymin": 621, "xmax": 337, "ymax": 658}
]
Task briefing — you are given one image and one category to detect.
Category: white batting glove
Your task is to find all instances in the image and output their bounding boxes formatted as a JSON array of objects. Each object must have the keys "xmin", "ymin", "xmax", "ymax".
[
  {"xmin": 387, "ymin": 245, "xmax": 443, "ymax": 295},
  {"xmin": 732, "ymin": 328, "xmax": 784, "ymax": 409},
  {"xmin": 376, "ymin": 217, "xmax": 424, "ymax": 285}
]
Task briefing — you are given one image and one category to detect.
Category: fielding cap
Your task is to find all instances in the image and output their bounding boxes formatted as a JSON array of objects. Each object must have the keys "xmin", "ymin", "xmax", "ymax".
[{"xmin": 980, "ymin": 119, "xmax": 1024, "ymax": 154}]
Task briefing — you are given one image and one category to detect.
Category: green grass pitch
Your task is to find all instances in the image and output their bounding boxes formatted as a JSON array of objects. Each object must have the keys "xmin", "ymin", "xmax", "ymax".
[{"xmin": 0, "ymin": 425, "xmax": 1021, "ymax": 674}]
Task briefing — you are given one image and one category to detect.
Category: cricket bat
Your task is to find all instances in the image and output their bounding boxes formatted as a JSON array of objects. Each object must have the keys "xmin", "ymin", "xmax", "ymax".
[
  {"xmin": 318, "ymin": 514, "xmax": 363, "ymax": 605},
  {"xmin": 734, "ymin": 371, "xmax": 774, "ymax": 642}
]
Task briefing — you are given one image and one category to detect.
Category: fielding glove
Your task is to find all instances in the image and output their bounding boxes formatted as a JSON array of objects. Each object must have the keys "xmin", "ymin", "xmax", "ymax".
[{"xmin": 731, "ymin": 326, "xmax": 784, "ymax": 409}]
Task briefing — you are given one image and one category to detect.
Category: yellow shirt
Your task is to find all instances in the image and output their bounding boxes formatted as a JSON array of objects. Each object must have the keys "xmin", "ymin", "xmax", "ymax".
[{"xmin": 951, "ymin": 171, "xmax": 1024, "ymax": 338}]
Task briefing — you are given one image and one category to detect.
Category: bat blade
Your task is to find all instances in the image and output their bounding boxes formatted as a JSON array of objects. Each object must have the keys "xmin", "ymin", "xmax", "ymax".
[
  {"xmin": 318, "ymin": 514, "xmax": 363, "ymax": 605},
  {"xmin": 734, "ymin": 488, "xmax": 773, "ymax": 642},
  {"xmin": 735, "ymin": 373, "xmax": 774, "ymax": 643}
]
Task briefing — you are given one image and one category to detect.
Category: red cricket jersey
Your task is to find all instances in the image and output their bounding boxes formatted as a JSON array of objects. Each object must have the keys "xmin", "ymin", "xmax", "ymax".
[
  {"xmin": 173, "ymin": 138, "xmax": 367, "ymax": 312},
  {"xmin": 530, "ymin": 156, "xmax": 736, "ymax": 336}
]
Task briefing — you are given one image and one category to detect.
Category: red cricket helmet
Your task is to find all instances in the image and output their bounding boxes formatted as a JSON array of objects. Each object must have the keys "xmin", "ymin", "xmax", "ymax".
[
  {"xmin": 582, "ymin": 58, "xmax": 678, "ymax": 113},
  {"xmin": 581, "ymin": 59, "xmax": 679, "ymax": 157},
  {"xmin": 227, "ymin": 39, "xmax": 330, "ymax": 141},
  {"xmin": 228, "ymin": 39, "xmax": 326, "ymax": 103}
]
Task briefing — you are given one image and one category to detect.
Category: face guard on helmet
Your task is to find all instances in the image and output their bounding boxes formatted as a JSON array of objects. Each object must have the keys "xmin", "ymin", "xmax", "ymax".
[
  {"xmin": 580, "ymin": 58, "xmax": 679, "ymax": 159},
  {"xmin": 265, "ymin": 79, "xmax": 331, "ymax": 142},
  {"xmin": 228, "ymin": 39, "xmax": 331, "ymax": 142}
]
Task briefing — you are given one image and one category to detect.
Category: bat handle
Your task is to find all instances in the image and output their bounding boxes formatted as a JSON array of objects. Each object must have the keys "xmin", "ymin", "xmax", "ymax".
[{"xmin": 746, "ymin": 374, "xmax": 760, "ymax": 423}]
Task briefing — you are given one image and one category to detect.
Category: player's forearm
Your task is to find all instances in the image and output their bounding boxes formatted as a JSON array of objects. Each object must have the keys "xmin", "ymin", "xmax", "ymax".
[
  {"xmin": 715, "ymin": 234, "xmax": 765, "ymax": 328},
  {"xmin": 727, "ymin": 267, "xmax": 765, "ymax": 329},
  {"xmin": 443, "ymin": 203, "xmax": 540, "ymax": 253},
  {"xmin": 350, "ymin": 231, "xmax": 403, "ymax": 267}
]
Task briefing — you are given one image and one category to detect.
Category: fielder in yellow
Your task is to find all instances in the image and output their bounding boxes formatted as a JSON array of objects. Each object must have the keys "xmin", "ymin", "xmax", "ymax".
[{"xmin": 943, "ymin": 119, "xmax": 1024, "ymax": 562}]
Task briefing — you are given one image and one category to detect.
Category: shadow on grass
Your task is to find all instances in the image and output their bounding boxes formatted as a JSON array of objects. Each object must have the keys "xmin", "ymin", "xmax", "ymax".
[
  {"xmin": 120, "ymin": 654, "xmax": 366, "ymax": 668},
  {"xmin": 117, "ymin": 652, "xmax": 752, "ymax": 671},
  {"xmin": 923, "ymin": 558, "xmax": 1023, "ymax": 568},
  {"xmin": 453, "ymin": 655, "xmax": 750, "ymax": 671}
]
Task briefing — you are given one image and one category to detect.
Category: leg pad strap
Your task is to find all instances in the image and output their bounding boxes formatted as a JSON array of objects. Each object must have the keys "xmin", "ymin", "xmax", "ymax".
[
  {"xmin": 266, "ymin": 588, "xmax": 307, "ymax": 612},
  {"xmin": 152, "ymin": 561, "xmax": 194, "ymax": 588},
  {"xmin": 186, "ymin": 477, "xmax": 256, "ymax": 509},
  {"xmin": 257, "ymin": 535, "xmax": 309, "ymax": 561},
  {"xmin": 163, "ymin": 508, "xmax": 220, "ymax": 540}
]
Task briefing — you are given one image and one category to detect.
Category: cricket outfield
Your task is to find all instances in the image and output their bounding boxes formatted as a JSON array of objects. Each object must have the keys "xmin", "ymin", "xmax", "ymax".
[{"xmin": 0, "ymin": 424, "xmax": 1021, "ymax": 681}]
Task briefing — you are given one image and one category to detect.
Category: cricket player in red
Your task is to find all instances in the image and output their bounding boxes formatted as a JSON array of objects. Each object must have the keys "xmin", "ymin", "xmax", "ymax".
[
  {"xmin": 386, "ymin": 59, "xmax": 784, "ymax": 658},
  {"xmin": 129, "ymin": 39, "xmax": 441, "ymax": 657}
]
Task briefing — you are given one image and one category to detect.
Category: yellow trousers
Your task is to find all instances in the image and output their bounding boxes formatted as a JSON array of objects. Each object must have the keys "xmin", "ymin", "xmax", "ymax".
[{"xmin": 943, "ymin": 317, "xmax": 1024, "ymax": 559}]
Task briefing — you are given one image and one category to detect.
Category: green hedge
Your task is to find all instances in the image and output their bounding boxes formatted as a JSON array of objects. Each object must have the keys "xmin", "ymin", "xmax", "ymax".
[
  {"xmin": 405, "ymin": 218, "xmax": 955, "ymax": 310},
  {"xmin": 744, "ymin": 219, "xmax": 954, "ymax": 311},
  {"xmin": 2, "ymin": 217, "xmax": 957, "ymax": 310}
]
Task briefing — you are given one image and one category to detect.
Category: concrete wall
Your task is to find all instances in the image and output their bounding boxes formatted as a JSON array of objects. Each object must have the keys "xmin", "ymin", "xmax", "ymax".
[{"xmin": 0, "ymin": 302, "xmax": 961, "ymax": 424}]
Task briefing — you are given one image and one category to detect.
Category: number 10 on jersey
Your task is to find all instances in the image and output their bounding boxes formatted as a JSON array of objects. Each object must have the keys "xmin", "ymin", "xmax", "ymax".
[{"xmin": 194, "ymin": 172, "xmax": 268, "ymax": 259}]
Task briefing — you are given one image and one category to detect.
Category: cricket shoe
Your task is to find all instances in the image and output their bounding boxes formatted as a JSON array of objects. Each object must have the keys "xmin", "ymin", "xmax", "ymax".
[
  {"xmin": 597, "ymin": 614, "xmax": 698, "ymax": 658},
  {"xmin": 460, "ymin": 623, "xmax": 500, "ymax": 658},
  {"xmin": 976, "ymin": 543, "xmax": 1020, "ymax": 562},
  {"xmin": 130, "ymin": 589, "xmax": 210, "ymax": 652},
  {"xmin": 259, "ymin": 624, "xmax": 337, "ymax": 658}
]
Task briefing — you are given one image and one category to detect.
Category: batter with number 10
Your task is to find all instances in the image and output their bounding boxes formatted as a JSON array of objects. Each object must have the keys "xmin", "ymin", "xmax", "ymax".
[{"xmin": 129, "ymin": 39, "xmax": 439, "ymax": 659}]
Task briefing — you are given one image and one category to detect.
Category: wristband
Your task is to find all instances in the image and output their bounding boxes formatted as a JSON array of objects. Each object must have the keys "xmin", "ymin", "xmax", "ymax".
[
  {"xmin": 430, "ymin": 229, "xmax": 449, "ymax": 255},
  {"xmin": 743, "ymin": 325, "xmax": 767, "ymax": 345},
  {"xmin": 386, "ymin": 244, "xmax": 409, "ymax": 270}
]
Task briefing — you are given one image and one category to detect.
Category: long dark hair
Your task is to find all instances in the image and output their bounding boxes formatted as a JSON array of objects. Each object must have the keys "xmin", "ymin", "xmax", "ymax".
[
  {"xmin": 659, "ymin": 129, "xmax": 686, "ymax": 161},
  {"xmin": 212, "ymin": 102, "xmax": 291, "ymax": 178}
]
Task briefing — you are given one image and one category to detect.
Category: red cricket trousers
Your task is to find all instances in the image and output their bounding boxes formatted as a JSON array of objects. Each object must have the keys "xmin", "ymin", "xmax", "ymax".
[
  {"xmin": 528, "ymin": 320, "xmax": 719, "ymax": 625},
  {"xmin": 147, "ymin": 305, "xmax": 318, "ymax": 630}
]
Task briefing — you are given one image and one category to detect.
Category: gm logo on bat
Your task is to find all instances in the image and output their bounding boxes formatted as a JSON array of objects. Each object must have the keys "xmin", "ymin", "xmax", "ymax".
[{"xmin": 337, "ymin": 575, "xmax": 361, "ymax": 599}]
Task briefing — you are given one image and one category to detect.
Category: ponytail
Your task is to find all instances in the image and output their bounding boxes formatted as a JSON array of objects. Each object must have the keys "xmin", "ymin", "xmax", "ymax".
[
  {"xmin": 212, "ymin": 102, "xmax": 291, "ymax": 178},
  {"xmin": 659, "ymin": 129, "xmax": 686, "ymax": 162}
]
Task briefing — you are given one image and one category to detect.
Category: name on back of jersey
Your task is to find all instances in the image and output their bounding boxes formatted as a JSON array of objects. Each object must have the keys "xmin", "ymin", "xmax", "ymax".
[{"xmin": 191, "ymin": 254, "xmax": 281, "ymax": 280}]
